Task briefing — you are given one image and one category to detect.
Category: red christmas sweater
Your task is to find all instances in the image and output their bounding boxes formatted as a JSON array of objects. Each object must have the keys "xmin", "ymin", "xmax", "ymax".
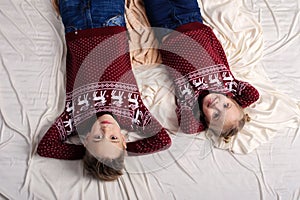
[
  {"xmin": 160, "ymin": 22, "xmax": 260, "ymax": 134},
  {"xmin": 37, "ymin": 26, "xmax": 171, "ymax": 160}
]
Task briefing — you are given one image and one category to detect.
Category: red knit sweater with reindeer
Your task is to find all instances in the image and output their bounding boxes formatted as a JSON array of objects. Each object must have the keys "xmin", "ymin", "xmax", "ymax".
[
  {"xmin": 160, "ymin": 22, "xmax": 259, "ymax": 134},
  {"xmin": 37, "ymin": 26, "xmax": 171, "ymax": 160}
]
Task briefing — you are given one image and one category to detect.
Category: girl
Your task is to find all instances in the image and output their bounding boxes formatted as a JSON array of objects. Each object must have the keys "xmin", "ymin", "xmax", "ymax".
[
  {"xmin": 143, "ymin": 0, "xmax": 259, "ymax": 141},
  {"xmin": 37, "ymin": 0, "xmax": 171, "ymax": 181}
]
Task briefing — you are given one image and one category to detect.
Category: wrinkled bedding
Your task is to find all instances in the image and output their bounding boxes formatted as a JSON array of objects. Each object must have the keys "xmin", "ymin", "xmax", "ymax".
[{"xmin": 0, "ymin": 0, "xmax": 300, "ymax": 199}]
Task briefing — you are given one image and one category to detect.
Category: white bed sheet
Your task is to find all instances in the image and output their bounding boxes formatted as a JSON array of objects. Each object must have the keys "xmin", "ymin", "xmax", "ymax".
[{"xmin": 0, "ymin": 0, "xmax": 300, "ymax": 200}]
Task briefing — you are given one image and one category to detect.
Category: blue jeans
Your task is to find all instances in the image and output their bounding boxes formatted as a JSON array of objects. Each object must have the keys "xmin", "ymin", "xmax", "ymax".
[
  {"xmin": 59, "ymin": 0, "xmax": 126, "ymax": 33},
  {"xmin": 143, "ymin": 0, "xmax": 203, "ymax": 39}
]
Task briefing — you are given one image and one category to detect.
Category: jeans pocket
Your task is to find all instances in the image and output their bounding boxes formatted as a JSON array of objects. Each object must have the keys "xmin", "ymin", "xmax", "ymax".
[
  {"xmin": 104, "ymin": 14, "xmax": 125, "ymax": 27},
  {"xmin": 60, "ymin": 0, "xmax": 86, "ymax": 32}
]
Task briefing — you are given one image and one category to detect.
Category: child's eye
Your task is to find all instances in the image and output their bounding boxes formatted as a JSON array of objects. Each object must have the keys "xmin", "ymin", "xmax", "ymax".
[
  {"xmin": 94, "ymin": 135, "xmax": 103, "ymax": 140},
  {"xmin": 110, "ymin": 135, "xmax": 118, "ymax": 140},
  {"xmin": 110, "ymin": 135, "xmax": 120, "ymax": 143},
  {"xmin": 213, "ymin": 112, "xmax": 219, "ymax": 119},
  {"xmin": 223, "ymin": 103, "xmax": 230, "ymax": 108}
]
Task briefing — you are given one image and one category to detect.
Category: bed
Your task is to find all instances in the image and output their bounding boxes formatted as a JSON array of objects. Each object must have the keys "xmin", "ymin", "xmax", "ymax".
[{"xmin": 1, "ymin": 0, "xmax": 300, "ymax": 199}]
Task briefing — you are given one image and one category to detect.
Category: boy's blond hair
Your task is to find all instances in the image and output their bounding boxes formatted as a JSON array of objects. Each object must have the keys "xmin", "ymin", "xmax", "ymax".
[{"xmin": 83, "ymin": 151, "xmax": 125, "ymax": 181}]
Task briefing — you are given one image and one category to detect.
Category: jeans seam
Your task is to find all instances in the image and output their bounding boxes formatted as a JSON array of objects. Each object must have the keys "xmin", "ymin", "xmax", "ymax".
[{"xmin": 85, "ymin": 0, "xmax": 92, "ymax": 28}]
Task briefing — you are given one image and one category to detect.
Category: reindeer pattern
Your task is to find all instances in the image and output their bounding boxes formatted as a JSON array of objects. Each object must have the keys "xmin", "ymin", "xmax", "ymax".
[
  {"xmin": 77, "ymin": 93, "xmax": 90, "ymax": 111},
  {"xmin": 93, "ymin": 91, "xmax": 107, "ymax": 106},
  {"xmin": 175, "ymin": 65, "xmax": 243, "ymax": 108},
  {"xmin": 111, "ymin": 90, "xmax": 124, "ymax": 107},
  {"xmin": 65, "ymin": 82, "xmax": 151, "ymax": 128},
  {"xmin": 190, "ymin": 69, "xmax": 239, "ymax": 93}
]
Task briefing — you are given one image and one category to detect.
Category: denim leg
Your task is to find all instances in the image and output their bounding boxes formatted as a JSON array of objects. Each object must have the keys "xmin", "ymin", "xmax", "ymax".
[
  {"xmin": 59, "ymin": 0, "xmax": 125, "ymax": 33},
  {"xmin": 59, "ymin": 0, "xmax": 88, "ymax": 33},
  {"xmin": 172, "ymin": 0, "xmax": 203, "ymax": 26},
  {"xmin": 143, "ymin": 0, "xmax": 202, "ymax": 30},
  {"xmin": 90, "ymin": 0, "xmax": 126, "ymax": 27},
  {"xmin": 143, "ymin": 0, "xmax": 173, "ymax": 29}
]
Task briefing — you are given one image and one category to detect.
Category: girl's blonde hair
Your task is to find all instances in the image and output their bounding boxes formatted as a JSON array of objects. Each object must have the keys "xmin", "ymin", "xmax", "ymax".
[
  {"xmin": 218, "ymin": 113, "xmax": 251, "ymax": 143},
  {"xmin": 51, "ymin": 0, "xmax": 60, "ymax": 15}
]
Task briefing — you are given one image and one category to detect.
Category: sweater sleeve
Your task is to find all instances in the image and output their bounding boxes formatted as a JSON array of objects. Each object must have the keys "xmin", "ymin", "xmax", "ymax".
[
  {"xmin": 126, "ymin": 129, "xmax": 171, "ymax": 156},
  {"xmin": 233, "ymin": 81, "xmax": 260, "ymax": 108},
  {"xmin": 37, "ymin": 125, "xmax": 85, "ymax": 160}
]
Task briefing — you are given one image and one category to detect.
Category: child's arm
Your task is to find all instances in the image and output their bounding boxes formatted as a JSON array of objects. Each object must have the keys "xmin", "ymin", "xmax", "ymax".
[
  {"xmin": 233, "ymin": 81, "xmax": 260, "ymax": 108},
  {"xmin": 37, "ymin": 125, "xmax": 85, "ymax": 160},
  {"xmin": 126, "ymin": 129, "xmax": 171, "ymax": 156}
]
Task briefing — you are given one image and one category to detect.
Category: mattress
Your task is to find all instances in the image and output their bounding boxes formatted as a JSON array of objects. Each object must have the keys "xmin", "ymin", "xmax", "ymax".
[{"xmin": 0, "ymin": 0, "xmax": 300, "ymax": 199}]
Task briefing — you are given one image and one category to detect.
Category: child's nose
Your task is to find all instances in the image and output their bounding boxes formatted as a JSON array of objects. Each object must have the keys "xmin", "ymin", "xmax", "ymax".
[
  {"xmin": 101, "ymin": 124, "xmax": 110, "ymax": 131},
  {"xmin": 211, "ymin": 102, "xmax": 222, "ymax": 111}
]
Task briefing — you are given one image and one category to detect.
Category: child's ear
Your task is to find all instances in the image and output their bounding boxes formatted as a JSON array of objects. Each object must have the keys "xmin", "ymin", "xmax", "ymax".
[
  {"xmin": 83, "ymin": 132, "xmax": 91, "ymax": 147},
  {"xmin": 121, "ymin": 134, "xmax": 127, "ymax": 149},
  {"xmin": 123, "ymin": 140, "xmax": 127, "ymax": 149}
]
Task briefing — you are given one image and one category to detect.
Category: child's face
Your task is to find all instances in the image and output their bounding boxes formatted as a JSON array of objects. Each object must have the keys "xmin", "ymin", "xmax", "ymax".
[
  {"xmin": 202, "ymin": 93, "xmax": 243, "ymax": 135},
  {"xmin": 84, "ymin": 114, "xmax": 126, "ymax": 159}
]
